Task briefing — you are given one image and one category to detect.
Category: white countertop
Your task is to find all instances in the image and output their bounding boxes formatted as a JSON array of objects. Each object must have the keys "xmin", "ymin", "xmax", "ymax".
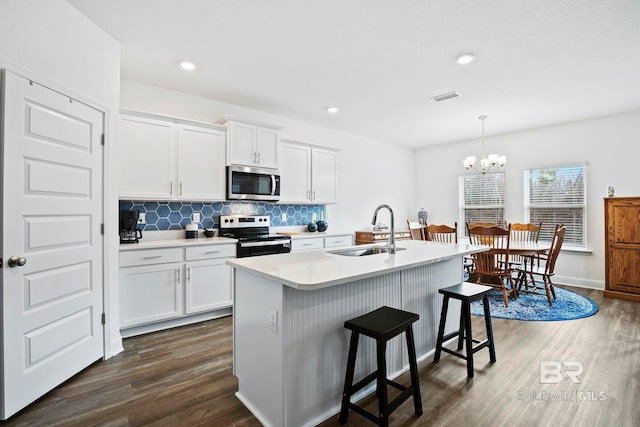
[
  {"xmin": 284, "ymin": 231, "xmax": 352, "ymax": 239},
  {"xmin": 227, "ymin": 239, "xmax": 486, "ymax": 290},
  {"xmin": 119, "ymin": 236, "xmax": 237, "ymax": 251}
]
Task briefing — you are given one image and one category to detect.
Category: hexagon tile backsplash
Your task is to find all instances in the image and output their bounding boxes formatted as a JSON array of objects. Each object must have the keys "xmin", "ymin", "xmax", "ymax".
[{"xmin": 119, "ymin": 200, "xmax": 327, "ymax": 231}]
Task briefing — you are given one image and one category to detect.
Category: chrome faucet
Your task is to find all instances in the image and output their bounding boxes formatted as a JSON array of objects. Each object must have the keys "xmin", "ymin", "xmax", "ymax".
[{"xmin": 371, "ymin": 204, "xmax": 395, "ymax": 253}]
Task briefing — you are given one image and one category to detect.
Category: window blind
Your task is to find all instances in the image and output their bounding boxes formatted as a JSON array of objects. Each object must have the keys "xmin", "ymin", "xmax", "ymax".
[
  {"xmin": 524, "ymin": 163, "xmax": 586, "ymax": 247},
  {"xmin": 459, "ymin": 172, "xmax": 505, "ymax": 234}
]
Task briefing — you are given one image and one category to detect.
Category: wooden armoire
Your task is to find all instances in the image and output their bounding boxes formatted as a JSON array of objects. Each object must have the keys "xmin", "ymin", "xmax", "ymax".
[{"xmin": 604, "ymin": 197, "xmax": 640, "ymax": 302}]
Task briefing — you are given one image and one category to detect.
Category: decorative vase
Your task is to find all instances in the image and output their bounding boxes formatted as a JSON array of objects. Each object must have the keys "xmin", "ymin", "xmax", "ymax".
[
  {"xmin": 316, "ymin": 220, "xmax": 328, "ymax": 232},
  {"xmin": 418, "ymin": 208, "xmax": 428, "ymax": 224},
  {"xmin": 307, "ymin": 221, "xmax": 318, "ymax": 232}
]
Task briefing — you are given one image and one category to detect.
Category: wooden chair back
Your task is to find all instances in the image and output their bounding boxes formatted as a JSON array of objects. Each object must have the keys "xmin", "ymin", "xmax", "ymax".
[
  {"xmin": 510, "ymin": 222, "xmax": 542, "ymax": 243},
  {"xmin": 544, "ymin": 224, "xmax": 566, "ymax": 275},
  {"xmin": 467, "ymin": 224, "xmax": 511, "ymax": 275},
  {"xmin": 406, "ymin": 220, "xmax": 426, "ymax": 240},
  {"xmin": 425, "ymin": 222, "xmax": 458, "ymax": 243}
]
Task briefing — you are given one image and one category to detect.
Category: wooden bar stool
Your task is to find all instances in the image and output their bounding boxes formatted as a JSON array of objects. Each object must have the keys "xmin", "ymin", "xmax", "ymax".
[
  {"xmin": 340, "ymin": 306, "xmax": 422, "ymax": 426},
  {"xmin": 433, "ymin": 283, "xmax": 496, "ymax": 378}
]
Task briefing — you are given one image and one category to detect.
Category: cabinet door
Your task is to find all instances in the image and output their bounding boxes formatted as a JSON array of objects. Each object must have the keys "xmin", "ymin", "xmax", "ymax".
[
  {"xmin": 185, "ymin": 259, "xmax": 232, "ymax": 314},
  {"xmin": 279, "ymin": 143, "xmax": 311, "ymax": 203},
  {"xmin": 228, "ymin": 122, "xmax": 257, "ymax": 166},
  {"xmin": 119, "ymin": 115, "xmax": 176, "ymax": 199},
  {"xmin": 178, "ymin": 125, "xmax": 226, "ymax": 200},
  {"xmin": 311, "ymin": 148, "xmax": 337, "ymax": 204},
  {"xmin": 119, "ymin": 264, "xmax": 183, "ymax": 328},
  {"xmin": 256, "ymin": 127, "xmax": 279, "ymax": 168}
]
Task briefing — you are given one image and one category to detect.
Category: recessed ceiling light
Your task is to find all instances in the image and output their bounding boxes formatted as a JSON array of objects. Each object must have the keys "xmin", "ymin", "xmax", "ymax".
[
  {"xmin": 180, "ymin": 61, "xmax": 196, "ymax": 71},
  {"xmin": 455, "ymin": 53, "xmax": 476, "ymax": 65},
  {"xmin": 326, "ymin": 106, "xmax": 339, "ymax": 114}
]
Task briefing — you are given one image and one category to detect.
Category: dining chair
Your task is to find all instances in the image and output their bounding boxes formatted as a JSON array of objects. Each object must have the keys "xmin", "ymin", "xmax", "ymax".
[
  {"xmin": 467, "ymin": 223, "xmax": 516, "ymax": 307},
  {"xmin": 425, "ymin": 222, "xmax": 458, "ymax": 243},
  {"xmin": 406, "ymin": 220, "xmax": 426, "ymax": 240},
  {"xmin": 509, "ymin": 222, "xmax": 542, "ymax": 269},
  {"xmin": 515, "ymin": 224, "xmax": 566, "ymax": 306}
]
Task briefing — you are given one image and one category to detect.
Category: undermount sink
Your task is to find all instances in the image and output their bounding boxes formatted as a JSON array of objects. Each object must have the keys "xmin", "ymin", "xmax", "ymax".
[{"xmin": 330, "ymin": 247, "xmax": 406, "ymax": 257}]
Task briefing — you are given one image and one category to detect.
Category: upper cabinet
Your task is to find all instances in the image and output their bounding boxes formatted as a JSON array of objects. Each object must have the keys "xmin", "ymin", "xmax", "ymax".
[
  {"xmin": 279, "ymin": 139, "xmax": 338, "ymax": 204},
  {"xmin": 119, "ymin": 110, "xmax": 226, "ymax": 201},
  {"xmin": 216, "ymin": 115, "xmax": 283, "ymax": 169}
]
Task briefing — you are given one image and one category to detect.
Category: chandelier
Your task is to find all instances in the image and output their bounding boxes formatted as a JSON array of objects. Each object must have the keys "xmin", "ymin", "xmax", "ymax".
[{"xmin": 463, "ymin": 115, "xmax": 506, "ymax": 175}]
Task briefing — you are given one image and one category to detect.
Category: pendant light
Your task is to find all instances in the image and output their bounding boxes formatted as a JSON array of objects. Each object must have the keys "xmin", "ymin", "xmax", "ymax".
[{"xmin": 463, "ymin": 115, "xmax": 506, "ymax": 174}]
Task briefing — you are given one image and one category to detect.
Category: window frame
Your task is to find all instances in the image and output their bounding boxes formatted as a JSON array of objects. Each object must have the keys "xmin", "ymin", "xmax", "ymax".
[
  {"xmin": 523, "ymin": 162, "xmax": 587, "ymax": 249},
  {"xmin": 459, "ymin": 171, "xmax": 506, "ymax": 236}
]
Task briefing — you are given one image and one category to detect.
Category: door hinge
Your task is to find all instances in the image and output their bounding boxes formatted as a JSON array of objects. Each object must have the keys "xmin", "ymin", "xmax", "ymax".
[
  {"xmin": 101, "ymin": 133, "xmax": 105, "ymax": 145},
  {"xmin": 100, "ymin": 223, "xmax": 104, "ymax": 235},
  {"xmin": 101, "ymin": 313, "xmax": 106, "ymax": 325}
]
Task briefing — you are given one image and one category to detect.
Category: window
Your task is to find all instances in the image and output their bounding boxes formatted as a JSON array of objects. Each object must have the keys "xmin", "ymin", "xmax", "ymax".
[
  {"xmin": 459, "ymin": 172, "xmax": 505, "ymax": 235},
  {"xmin": 524, "ymin": 163, "xmax": 586, "ymax": 248}
]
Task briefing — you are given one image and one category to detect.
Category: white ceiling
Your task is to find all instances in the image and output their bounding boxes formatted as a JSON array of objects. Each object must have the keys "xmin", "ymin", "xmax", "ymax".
[{"xmin": 67, "ymin": 0, "xmax": 640, "ymax": 149}]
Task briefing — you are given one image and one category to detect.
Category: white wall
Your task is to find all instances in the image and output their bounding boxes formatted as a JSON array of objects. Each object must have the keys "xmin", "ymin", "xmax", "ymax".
[
  {"xmin": 0, "ymin": 0, "xmax": 122, "ymax": 355},
  {"xmin": 120, "ymin": 79, "xmax": 416, "ymax": 233},
  {"xmin": 414, "ymin": 111, "xmax": 640, "ymax": 289}
]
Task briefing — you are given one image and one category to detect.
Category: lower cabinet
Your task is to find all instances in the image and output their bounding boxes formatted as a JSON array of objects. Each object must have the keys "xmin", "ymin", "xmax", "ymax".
[
  {"xmin": 186, "ymin": 259, "xmax": 233, "ymax": 314},
  {"xmin": 119, "ymin": 243, "xmax": 234, "ymax": 336}
]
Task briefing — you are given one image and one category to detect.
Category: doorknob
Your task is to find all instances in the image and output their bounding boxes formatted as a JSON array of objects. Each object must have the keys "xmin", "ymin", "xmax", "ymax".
[{"xmin": 7, "ymin": 256, "xmax": 27, "ymax": 268}]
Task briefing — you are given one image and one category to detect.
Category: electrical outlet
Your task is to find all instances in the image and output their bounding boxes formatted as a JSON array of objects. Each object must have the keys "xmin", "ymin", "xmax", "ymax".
[
  {"xmin": 193, "ymin": 212, "xmax": 201, "ymax": 223},
  {"xmin": 281, "ymin": 213, "xmax": 287, "ymax": 221},
  {"xmin": 312, "ymin": 212, "xmax": 317, "ymax": 222},
  {"xmin": 138, "ymin": 213, "xmax": 145, "ymax": 224},
  {"xmin": 268, "ymin": 309, "xmax": 278, "ymax": 332}
]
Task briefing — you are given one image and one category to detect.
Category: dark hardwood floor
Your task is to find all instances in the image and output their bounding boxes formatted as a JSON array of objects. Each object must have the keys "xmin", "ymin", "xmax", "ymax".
[{"xmin": 2, "ymin": 286, "xmax": 639, "ymax": 427}]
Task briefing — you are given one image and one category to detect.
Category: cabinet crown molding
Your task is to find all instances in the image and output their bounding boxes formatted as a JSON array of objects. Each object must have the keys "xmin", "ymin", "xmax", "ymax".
[
  {"xmin": 215, "ymin": 114, "xmax": 283, "ymax": 131},
  {"xmin": 120, "ymin": 108, "xmax": 227, "ymax": 131},
  {"xmin": 280, "ymin": 138, "xmax": 339, "ymax": 152}
]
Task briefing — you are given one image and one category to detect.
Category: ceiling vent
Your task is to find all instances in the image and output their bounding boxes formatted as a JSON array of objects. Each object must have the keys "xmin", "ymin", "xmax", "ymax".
[{"xmin": 430, "ymin": 91, "xmax": 460, "ymax": 102}]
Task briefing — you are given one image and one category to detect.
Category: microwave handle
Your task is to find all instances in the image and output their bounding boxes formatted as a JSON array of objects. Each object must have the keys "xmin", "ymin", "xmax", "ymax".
[{"xmin": 271, "ymin": 175, "xmax": 276, "ymax": 196}]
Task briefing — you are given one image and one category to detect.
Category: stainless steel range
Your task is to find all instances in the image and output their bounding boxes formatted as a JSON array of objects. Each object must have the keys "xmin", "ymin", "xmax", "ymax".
[{"xmin": 219, "ymin": 215, "xmax": 291, "ymax": 258}]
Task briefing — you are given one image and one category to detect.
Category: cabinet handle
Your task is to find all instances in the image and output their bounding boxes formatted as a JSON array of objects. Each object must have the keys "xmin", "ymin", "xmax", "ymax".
[
  {"xmin": 187, "ymin": 267, "xmax": 191, "ymax": 282},
  {"xmin": 253, "ymin": 152, "xmax": 257, "ymax": 163},
  {"xmin": 205, "ymin": 250, "xmax": 220, "ymax": 254},
  {"xmin": 257, "ymin": 152, "xmax": 261, "ymax": 164},
  {"xmin": 180, "ymin": 182, "xmax": 183, "ymax": 196},
  {"xmin": 143, "ymin": 255, "xmax": 162, "ymax": 260},
  {"xmin": 312, "ymin": 190, "xmax": 316, "ymax": 201},
  {"xmin": 307, "ymin": 189, "xmax": 311, "ymax": 201},
  {"xmin": 303, "ymin": 243, "xmax": 314, "ymax": 246},
  {"xmin": 170, "ymin": 181, "xmax": 173, "ymax": 195},
  {"xmin": 176, "ymin": 268, "xmax": 180, "ymax": 283}
]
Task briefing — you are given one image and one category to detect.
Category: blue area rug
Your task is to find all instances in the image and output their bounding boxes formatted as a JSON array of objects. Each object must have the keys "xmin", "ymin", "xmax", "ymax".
[{"xmin": 470, "ymin": 286, "xmax": 598, "ymax": 321}]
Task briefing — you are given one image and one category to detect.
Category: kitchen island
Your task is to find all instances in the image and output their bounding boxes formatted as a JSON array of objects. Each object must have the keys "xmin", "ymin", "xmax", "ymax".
[{"xmin": 227, "ymin": 239, "xmax": 486, "ymax": 427}]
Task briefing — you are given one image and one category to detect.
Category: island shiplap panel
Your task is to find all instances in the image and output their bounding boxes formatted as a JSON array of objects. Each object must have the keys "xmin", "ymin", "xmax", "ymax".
[
  {"xmin": 283, "ymin": 272, "xmax": 402, "ymax": 427},
  {"xmin": 401, "ymin": 257, "xmax": 463, "ymax": 364}
]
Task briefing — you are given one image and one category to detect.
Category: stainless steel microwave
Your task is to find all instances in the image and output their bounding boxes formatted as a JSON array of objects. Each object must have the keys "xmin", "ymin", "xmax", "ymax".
[{"xmin": 227, "ymin": 165, "xmax": 280, "ymax": 201}]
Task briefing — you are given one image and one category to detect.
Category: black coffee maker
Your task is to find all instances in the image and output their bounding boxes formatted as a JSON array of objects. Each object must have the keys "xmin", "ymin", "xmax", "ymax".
[{"xmin": 120, "ymin": 209, "xmax": 143, "ymax": 244}]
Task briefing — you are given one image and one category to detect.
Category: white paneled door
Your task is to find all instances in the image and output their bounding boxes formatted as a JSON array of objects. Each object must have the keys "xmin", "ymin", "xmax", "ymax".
[{"xmin": 1, "ymin": 70, "xmax": 104, "ymax": 419}]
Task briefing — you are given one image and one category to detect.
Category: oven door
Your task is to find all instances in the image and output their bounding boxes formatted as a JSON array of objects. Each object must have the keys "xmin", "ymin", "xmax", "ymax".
[
  {"xmin": 227, "ymin": 165, "xmax": 280, "ymax": 201},
  {"xmin": 237, "ymin": 239, "xmax": 291, "ymax": 258}
]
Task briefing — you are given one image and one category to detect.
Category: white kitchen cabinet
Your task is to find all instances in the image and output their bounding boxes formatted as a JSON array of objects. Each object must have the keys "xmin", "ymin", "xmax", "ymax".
[
  {"xmin": 177, "ymin": 125, "xmax": 226, "ymax": 200},
  {"xmin": 290, "ymin": 233, "xmax": 353, "ymax": 252},
  {"xmin": 184, "ymin": 244, "xmax": 234, "ymax": 314},
  {"xmin": 216, "ymin": 115, "xmax": 282, "ymax": 169},
  {"xmin": 119, "ymin": 264, "xmax": 184, "ymax": 328},
  {"xmin": 119, "ymin": 242, "xmax": 235, "ymax": 336},
  {"xmin": 280, "ymin": 139, "xmax": 338, "ymax": 204},
  {"xmin": 119, "ymin": 110, "xmax": 227, "ymax": 201},
  {"xmin": 119, "ymin": 114, "xmax": 176, "ymax": 199},
  {"xmin": 185, "ymin": 259, "xmax": 232, "ymax": 314}
]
